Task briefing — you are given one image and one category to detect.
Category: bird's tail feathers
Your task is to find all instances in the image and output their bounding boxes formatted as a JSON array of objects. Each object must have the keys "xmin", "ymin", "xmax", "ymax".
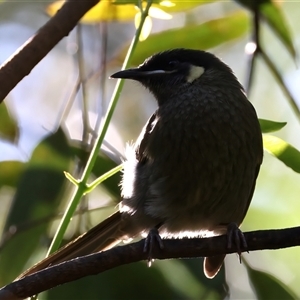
[
  {"xmin": 203, "ymin": 254, "xmax": 226, "ymax": 279},
  {"xmin": 16, "ymin": 211, "xmax": 123, "ymax": 280}
]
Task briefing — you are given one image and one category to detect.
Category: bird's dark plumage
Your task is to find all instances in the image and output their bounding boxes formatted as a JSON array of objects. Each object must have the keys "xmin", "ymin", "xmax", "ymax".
[{"xmin": 18, "ymin": 49, "xmax": 263, "ymax": 280}]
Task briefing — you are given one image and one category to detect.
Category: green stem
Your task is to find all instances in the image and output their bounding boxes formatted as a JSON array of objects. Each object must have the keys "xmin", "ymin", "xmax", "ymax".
[
  {"xmin": 47, "ymin": 0, "xmax": 153, "ymax": 256},
  {"xmin": 86, "ymin": 164, "xmax": 123, "ymax": 193}
]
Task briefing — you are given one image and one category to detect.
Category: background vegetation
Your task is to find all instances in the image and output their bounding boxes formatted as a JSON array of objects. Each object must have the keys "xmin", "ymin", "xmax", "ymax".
[{"xmin": 0, "ymin": 0, "xmax": 300, "ymax": 298}]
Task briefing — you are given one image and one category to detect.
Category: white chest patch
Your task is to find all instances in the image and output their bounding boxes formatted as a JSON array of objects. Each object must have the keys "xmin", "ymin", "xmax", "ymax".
[{"xmin": 186, "ymin": 65, "xmax": 205, "ymax": 83}]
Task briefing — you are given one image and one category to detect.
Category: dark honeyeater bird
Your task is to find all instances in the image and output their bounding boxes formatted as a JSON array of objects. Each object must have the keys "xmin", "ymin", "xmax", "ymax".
[{"xmin": 18, "ymin": 48, "xmax": 263, "ymax": 280}]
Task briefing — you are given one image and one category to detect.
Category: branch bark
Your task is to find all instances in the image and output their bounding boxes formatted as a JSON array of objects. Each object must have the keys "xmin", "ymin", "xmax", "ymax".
[
  {"xmin": 0, "ymin": 226, "xmax": 300, "ymax": 300},
  {"xmin": 0, "ymin": 0, "xmax": 100, "ymax": 103}
]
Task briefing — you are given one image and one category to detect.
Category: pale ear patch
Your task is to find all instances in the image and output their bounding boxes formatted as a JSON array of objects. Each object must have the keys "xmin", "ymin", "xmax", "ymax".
[{"xmin": 186, "ymin": 65, "xmax": 205, "ymax": 83}]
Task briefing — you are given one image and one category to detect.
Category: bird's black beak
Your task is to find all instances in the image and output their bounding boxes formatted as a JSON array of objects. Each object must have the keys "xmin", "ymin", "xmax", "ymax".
[
  {"xmin": 110, "ymin": 68, "xmax": 167, "ymax": 80},
  {"xmin": 110, "ymin": 68, "xmax": 142, "ymax": 80}
]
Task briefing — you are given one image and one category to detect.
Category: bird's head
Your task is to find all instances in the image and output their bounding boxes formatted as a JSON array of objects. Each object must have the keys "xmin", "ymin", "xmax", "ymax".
[{"xmin": 110, "ymin": 48, "xmax": 242, "ymax": 104}]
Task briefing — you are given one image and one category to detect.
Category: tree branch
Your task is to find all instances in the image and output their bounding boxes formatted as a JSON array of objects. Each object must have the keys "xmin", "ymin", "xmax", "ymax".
[
  {"xmin": 0, "ymin": 0, "xmax": 101, "ymax": 103},
  {"xmin": 0, "ymin": 226, "xmax": 300, "ymax": 300}
]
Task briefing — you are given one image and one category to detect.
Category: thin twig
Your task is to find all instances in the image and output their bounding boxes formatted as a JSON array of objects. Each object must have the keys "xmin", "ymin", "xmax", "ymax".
[
  {"xmin": 245, "ymin": 8, "xmax": 260, "ymax": 95},
  {"xmin": 259, "ymin": 49, "xmax": 300, "ymax": 121}
]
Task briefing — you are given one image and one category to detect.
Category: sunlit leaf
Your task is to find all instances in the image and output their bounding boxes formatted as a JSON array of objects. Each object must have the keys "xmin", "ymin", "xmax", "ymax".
[
  {"xmin": 148, "ymin": 6, "xmax": 172, "ymax": 19},
  {"xmin": 259, "ymin": 119, "xmax": 287, "ymax": 133},
  {"xmin": 263, "ymin": 134, "xmax": 300, "ymax": 173},
  {"xmin": 135, "ymin": 13, "xmax": 152, "ymax": 41},
  {"xmin": 246, "ymin": 264, "xmax": 296, "ymax": 299},
  {"xmin": 115, "ymin": 0, "xmax": 216, "ymax": 12},
  {"xmin": 155, "ymin": 0, "xmax": 211, "ymax": 13},
  {"xmin": 159, "ymin": 1, "xmax": 175, "ymax": 8},
  {"xmin": 113, "ymin": 0, "xmax": 158, "ymax": 4},
  {"xmin": 0, "ymin": 102, "xmax": 19, "ymax": 143},
  {"xmin": 47, "ymin": 0, "xmax": 137, "ymax": 23},
  {"xmin": 118, "ymin": 11, "xmax": 249, "ymax": 65},
  {"xmin": 48, "ymin": 0, "xmax": 215, "ymax": 23},
  {"xmin": 260, "ymin": 2, "xmax": 296, "ymax": 59}
]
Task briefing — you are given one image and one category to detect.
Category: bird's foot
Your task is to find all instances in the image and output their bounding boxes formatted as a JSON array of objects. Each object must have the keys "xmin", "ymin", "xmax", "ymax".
[
  {"xmin": 227, "ymin": 223, "xmax": 247, "ymax": 263},
  {"xmin": 143, "ymin": 228, "xmax": 164, "ymax": 267}
]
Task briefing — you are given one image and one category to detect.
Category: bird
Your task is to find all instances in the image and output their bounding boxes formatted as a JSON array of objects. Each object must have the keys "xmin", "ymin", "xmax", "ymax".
[{"xmin": 17, "ymin": 48, "xmax": 263, "ymax": 280}]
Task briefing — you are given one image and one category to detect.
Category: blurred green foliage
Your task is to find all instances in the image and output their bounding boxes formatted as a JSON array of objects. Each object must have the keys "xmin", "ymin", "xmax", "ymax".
[{"xmin": 0, "ymin": 0, "xmax": 299, "ymax": 299}]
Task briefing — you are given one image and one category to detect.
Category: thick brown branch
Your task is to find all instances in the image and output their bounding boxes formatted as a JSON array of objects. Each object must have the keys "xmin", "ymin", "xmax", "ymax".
[
  {"xmin": 0, "ymin": 0, "xmax": 100, "ymax": 103},
  {"xmin": 0, "ymin": 226, "xmax": 300, "ymax": 300}
]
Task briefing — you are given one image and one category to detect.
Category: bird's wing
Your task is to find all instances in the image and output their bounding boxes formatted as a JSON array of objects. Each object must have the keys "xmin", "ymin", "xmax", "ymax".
[
  {"xmin": 135, "ymin": 112, "xmax": 158, "ymax": 163},
  {"xmin": 240, "ymin": 163, "xmax": 261, "ymax": 223}
]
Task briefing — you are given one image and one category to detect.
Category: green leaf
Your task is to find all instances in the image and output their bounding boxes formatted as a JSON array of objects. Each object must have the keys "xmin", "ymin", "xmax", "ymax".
[
  {"xmin": 0, "ymin": 169, "xmax": 66, "ymax": 282},
  {"xmin": 113, "ymin": 0, "xmax": 159, "ymax": 5},
  {"xmin": 30, "ymin": 127, "xmax": 72, "ymax": 170},
  {"xmin": 0, "ymin": 102, "xmax": 19, "ymax": 143},
  {"xmin": 0, "ymin": 161, "xmax": 25, "ymax": 188},
  {"xmin": 175, "ymin": 258, "xmax": 226, "ymax": 299},
  {"xmin": 117, "ymin": 11, "xmax": 249, "ymax": 66},
  {"xmin": 260, "ymin": 2, "xmax": 296, "ymax": 60},
  {"xmin": 0, "ymin": 128, "xmax": 72, "ymax": 282},
  {"xmin": 259, "ymin": 119, "xmax": 287, "ymax": 133},
  {"xmin": 114, "ymin": 0, "xmax": 215, "ymax": 14},
  {"xmin": 46, "ymin": 262, "xmax": 176, "ymax": 299},
  {"xmin": 246, "ymin": 264, "xmax": 296, "ymax": 299},
  {"xmin": 47, "ymin": 0, "xmax": 138, "ymax": 23},
  {"xmin": 154, "ymin": 0, "xmax": 217, "ymax": 14},
  {"xmin": 263, "ymin": 134, "xmax": 300, "ymax": 173}
]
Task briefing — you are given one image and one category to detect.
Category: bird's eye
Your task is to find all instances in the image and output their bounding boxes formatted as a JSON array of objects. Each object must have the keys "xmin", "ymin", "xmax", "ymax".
[{"xmin": 168, "ymin": 60, "xmax": 180, "ymax": 69}]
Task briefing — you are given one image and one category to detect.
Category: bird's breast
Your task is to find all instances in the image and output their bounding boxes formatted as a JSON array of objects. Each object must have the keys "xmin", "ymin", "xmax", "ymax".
[{"xmin": 122, "ymin": 87, "xmax": 262, "ymax": 235}]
